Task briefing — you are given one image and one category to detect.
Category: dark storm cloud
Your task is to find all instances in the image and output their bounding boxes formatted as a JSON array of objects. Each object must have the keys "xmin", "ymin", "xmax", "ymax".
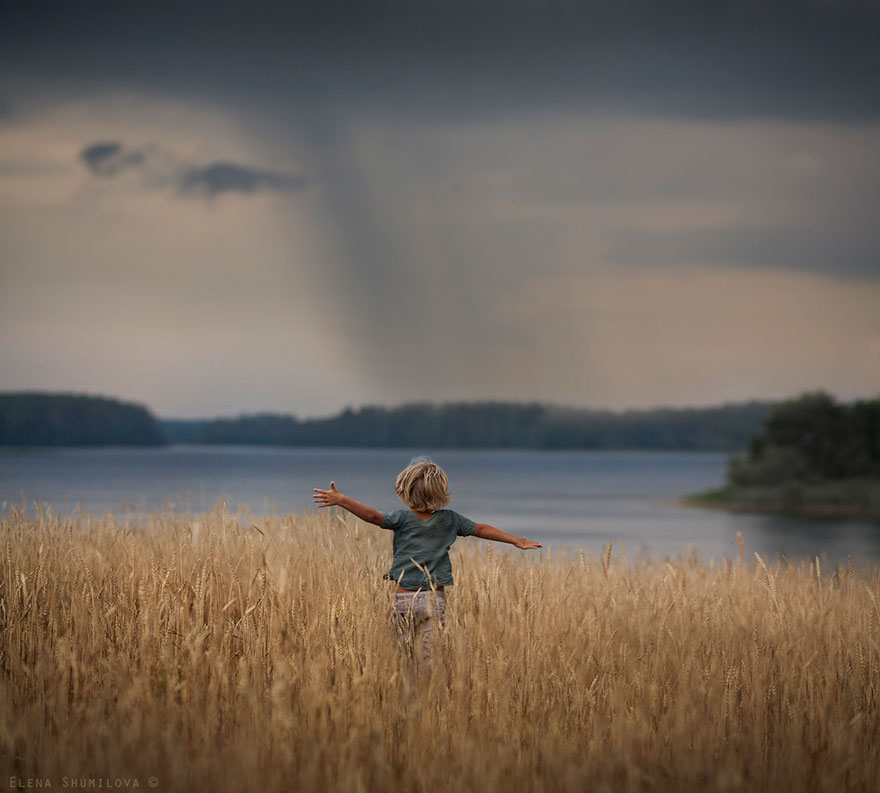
[
  {"xmin": 178, "ymin": 162, "xmax": 307, "ymax": 197},
  {"xmin": 80, "ymin": 141, "xmax": 146, "ymax": 177},
  {"xmin": 1, "ymin": 0, "xmax": 879, "ymax": 121},
  {"xmin": 2, "ymin": 2, "xmax": 878, "ymax": 413},
  {"xmin": 77, "ymin": 140, "xmax": 307, "ymax": 197}
]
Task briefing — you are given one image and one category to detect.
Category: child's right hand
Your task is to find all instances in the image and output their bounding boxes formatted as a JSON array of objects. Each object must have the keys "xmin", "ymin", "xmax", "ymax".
[
  {"xmin": 515, "ymin": 536, "xmax": 542, "ymax": 550},
  {"xmin": 313, "ymin": 481, "xmax": 344, "ymax": 508}
]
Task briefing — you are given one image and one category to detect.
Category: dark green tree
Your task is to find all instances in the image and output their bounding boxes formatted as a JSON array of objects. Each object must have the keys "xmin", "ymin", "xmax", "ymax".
[{"xmin": 730, "ymin": 391, "xmax": 880, "ymax": 486}]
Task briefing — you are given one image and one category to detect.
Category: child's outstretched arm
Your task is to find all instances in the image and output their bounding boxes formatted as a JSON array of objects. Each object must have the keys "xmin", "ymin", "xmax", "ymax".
[
  {"xmin": 472, "ymin": 523, "xmax": 542, "ymax": 550},
  {"xmin": 312, "ymin": 481, "xmax": 384, "ymax": 526}
]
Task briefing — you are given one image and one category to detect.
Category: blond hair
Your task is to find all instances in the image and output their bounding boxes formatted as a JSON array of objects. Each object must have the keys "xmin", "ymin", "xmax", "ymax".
[{"xmin": 395, "ymin": 456, "xmax": 451, "ymax": 512}]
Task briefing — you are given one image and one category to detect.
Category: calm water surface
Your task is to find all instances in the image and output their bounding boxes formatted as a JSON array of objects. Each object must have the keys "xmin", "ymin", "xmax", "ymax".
[{"xmin": 2, "ymin": 446, "xmax": 878, "ymax": 568}]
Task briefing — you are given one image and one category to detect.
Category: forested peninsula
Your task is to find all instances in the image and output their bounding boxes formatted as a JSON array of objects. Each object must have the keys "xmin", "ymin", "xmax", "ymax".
[
  {"xmin": 0, "ymin": 393, "xmax": 165, "ymax": 447},
  {"xmin": 686, "ymin": 392, "xmax": 880, "ymax": 517}
]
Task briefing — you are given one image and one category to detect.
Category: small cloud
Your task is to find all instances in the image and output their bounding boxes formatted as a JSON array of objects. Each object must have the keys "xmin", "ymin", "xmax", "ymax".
[
  {"xmin": 79, "ymin": 141, "xmax": 146, "ymax": 177},
  {"xmin": 177, "ymin": 161, "xmax": 307, "ymax": 197},
  {"xmin": 78, "ymin": 140, "xmax": 307, "ymax": 198}
]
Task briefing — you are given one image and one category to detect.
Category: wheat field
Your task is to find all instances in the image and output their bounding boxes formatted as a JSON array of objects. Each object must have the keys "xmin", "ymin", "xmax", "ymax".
[{"xmin": 1, "ymin": 504, "xmax": 878, "ymax": 793}]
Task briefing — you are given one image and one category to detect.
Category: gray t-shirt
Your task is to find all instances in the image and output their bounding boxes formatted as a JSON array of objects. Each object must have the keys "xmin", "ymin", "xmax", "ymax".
[{"xmin": 381, "ymin": 508, "xmax": 477, "ymax": 589}]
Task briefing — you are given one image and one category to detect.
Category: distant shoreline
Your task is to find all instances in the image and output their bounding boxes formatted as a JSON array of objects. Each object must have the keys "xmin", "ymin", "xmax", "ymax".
[
  {"xmin": 680, "ymin": 485, "xmax": 880, "ymax": 520},
  {"xmin": 0, "ymin": 391, "xmax": 774, "ymax": 450}
]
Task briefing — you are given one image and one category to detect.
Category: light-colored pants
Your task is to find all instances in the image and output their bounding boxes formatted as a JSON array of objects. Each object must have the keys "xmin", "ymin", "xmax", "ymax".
[{"xmin": 392, "ymin": 590, "xmax": 447, "ymax": 665}]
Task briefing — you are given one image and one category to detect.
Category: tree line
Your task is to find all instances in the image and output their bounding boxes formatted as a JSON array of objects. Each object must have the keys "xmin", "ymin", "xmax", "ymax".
[
  {"xmin": 28, "ymin": 391, "xmax": 878, "ymax": 455},
  {"xmin": 161, "ymin": 400, "xmax": 773, "ymax": 450},
  {"xmin": 17, "ymin": 392, "xmax": 871, "ymax": 455}
]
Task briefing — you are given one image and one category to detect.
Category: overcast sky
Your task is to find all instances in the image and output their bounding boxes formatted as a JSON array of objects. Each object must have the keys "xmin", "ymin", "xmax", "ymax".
[{"xmin": 1, "ymin": 0, "xmax": 878, "ymax": 418}]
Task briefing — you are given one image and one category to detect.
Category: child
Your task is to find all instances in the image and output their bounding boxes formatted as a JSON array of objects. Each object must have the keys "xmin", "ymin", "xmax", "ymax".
[{"xmin": 312, "ymin": 456, "xmax": 541, "ymax": 664}]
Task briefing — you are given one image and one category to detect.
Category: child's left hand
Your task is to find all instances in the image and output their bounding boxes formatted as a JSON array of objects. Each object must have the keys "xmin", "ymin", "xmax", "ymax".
[{"xmin": 515, "ymin": 536, "xmax": 542, "ymax": 550}]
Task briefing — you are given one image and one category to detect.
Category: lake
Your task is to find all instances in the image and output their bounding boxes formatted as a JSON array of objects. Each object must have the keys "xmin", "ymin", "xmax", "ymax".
[{"xmin": 2, "ymin": 446, "xmax": 878, "ymax": 568}]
